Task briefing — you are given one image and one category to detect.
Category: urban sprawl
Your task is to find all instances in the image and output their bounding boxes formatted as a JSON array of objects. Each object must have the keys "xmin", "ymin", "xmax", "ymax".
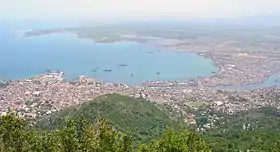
[
  {"xmin": 2, "ymin": 27, "xmax": 280, "ymax": 130},
  {"xmin": 1, "ymin": 69, "xmax": 280, "ymax": 130}
]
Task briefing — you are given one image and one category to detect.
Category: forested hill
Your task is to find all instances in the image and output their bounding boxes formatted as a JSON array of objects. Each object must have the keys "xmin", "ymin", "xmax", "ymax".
[
  {"xmin": 36, "ymin": 94, "xmax": 186, "ymax": 143},
  {"xmin": 200, "ymin": 106, "xmax": 280, "ymax": 151},
  {"xmin": 36, "ymin": 94, "xmax": 280, "ymax": 151},
  {"xmin": 2, "ymin": 93, "xmax": 280, "ymax": 151}
]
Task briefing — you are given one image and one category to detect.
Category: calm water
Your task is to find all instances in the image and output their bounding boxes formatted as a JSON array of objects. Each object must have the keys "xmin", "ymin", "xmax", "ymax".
[
  {"xmin": 0, "ymin": 22, "xmax": 219, "ymax": 85},
  {"xmin": 217, "ymin": 73, "xmax": 280, "ymax": 90}
]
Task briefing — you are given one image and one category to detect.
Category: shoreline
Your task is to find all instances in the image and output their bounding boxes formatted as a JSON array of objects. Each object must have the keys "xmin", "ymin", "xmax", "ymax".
[
  {"xmin": 2, "ymin": 70, "xmax": 280, "ymax": 120},
  {"xmin": 127, "ymin": 40, "xmax": 280, "ymax": 88},
  {"xmin": 2, "ymin": 69, "xmax": 280, "ymax": 91},
  {"xmin": 2, "ymin": 25, "xmax": 280, "ymax": 123},
  {"xmin": 22, "ymin": 29, "xmax": 280, "ymax": 88}
]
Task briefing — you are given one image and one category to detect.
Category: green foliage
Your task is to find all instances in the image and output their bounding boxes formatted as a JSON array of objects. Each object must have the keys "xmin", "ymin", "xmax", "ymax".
[
  {"xmin": 203, "ymin": 131, "xmax": 280, "ymax": 152},
  {"xmin": 36, "ymin": 94, "xmax": 185, "ymax": 143},
  {"xmin": 271, "ymin": 142, "xmax": 280, "ymax": 152},
  {"xmin": 139, "ymin": 130, "xmax": 211, "ymax": 152},
  {"xmin": 185, "ymin": 102, "xmax": 208, "ymax": 109},
  {"xmin": 0, "ymin": 114, "xmax": 211, "ymax": 152},
  {"xmin": 33, "ymin": 94, "xmax": 280, "ymax": 151},
  {"xmin": 200, "ymin": 107, "xmax": 280, "ymax": 152},
  {"xmin": 3, "ymin": 94, "xmax": 280, "ymax": 151},
  {"xmin": 0, "ymin": 114, "xmax": 30, "ymax": 151}
]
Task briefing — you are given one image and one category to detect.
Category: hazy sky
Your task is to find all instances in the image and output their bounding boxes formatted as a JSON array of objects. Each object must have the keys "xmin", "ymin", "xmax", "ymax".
[{"xmin": 1, "ymin": 0, "xmax": 280, "ymax": 20}]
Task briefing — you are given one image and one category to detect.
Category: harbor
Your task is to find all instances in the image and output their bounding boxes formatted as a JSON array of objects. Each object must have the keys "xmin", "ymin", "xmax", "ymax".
[
  {"xmin": 0, "ymin": 28, "xmax": 217, "ymax": 85},
  {"xmin": 1, "ymin": 71, "xmax": 280, "ymax": 120}
]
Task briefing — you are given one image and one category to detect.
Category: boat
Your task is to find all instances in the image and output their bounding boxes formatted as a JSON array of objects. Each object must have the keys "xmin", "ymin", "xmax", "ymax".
[
  {"xmin": 92, "ymin": 67, "xmax": 100, "ymax": 72},
  {"xmin": 103, "ymin": 69, "xmax": 112, "ymax": 72},
  {"xmin": 156, "ymin": 72, "xmax": 160, "ymax": 75},
  {"xmin": 119, "ymin": 64, "xmax": 128, "ymax": 67},
  {"xmin": 156, "ymin": 49, "xmax": 161, "ymax": 51},
  {"xmin": 130, "ymin": 73, "xmax": 134, "ymax": 77},
  {"xmin": 148, "ymin": 52, "xmax": 154, "ymax": 54}
]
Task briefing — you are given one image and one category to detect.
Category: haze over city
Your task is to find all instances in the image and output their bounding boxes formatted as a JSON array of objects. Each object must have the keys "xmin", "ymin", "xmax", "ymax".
[{"xmin": 1, "ymin": 0, "xmax": 280, "ymax": 20}]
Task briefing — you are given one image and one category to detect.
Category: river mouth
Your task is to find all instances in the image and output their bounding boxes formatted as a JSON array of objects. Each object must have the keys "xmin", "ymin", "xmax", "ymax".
[{"xmin": 0, "ymin": 27, "xmax": 218, "ymax": 85}]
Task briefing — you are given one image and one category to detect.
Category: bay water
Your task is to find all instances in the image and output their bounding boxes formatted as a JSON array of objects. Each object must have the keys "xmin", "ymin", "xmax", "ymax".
[{"xmin": 0, "ymin": 22, "xmax": 218, "ymax": 85}]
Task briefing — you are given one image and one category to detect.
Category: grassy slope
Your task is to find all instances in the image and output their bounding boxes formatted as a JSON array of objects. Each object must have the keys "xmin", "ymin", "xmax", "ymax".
[{"xmin": 36, "ymin": 94, "xmax": 185, "ymax": 143}]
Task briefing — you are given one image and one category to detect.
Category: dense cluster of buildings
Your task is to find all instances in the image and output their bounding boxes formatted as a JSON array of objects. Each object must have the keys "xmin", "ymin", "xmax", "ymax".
[
  {"xmin": 196, "ymin": 52, "xmax": 280, "ymax": 86},
  {"xmin": 0, "ymin": 72, "xmax": 133, "ymax": 119},
  {"xmin": 13, "ymin": 26, "xmax": 280, "ymax": 130},
  {"xmin": 121, "ymin": 31, "xmax": 280, "ymax": 87},
  {"xmin": 1, "ymin": 71, "xmax": 280, "ymax": 124}
]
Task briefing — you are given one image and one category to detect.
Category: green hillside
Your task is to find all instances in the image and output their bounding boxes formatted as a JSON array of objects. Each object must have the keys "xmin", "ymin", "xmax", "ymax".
[
  {"xmin": 36, "ymin": 94, "xmax": 186, "ymax": 143},
  {"xmin": 201, "ymin": 107, "xmax": 280, "ymax": 151},
  {"xmin": 0, "ymin": 114, "xmax": 211, "ymax": 152},
  {"xmin": 3, "ymin": 93, "xmax": 280, "ymax": 151}
]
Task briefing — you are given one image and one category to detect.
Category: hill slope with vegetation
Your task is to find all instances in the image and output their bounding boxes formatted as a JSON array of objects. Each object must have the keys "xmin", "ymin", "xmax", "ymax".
[
  {"xmin": 2, "ymin": 93, "xmax": 280, "ymax": 151},
  {"xmin": 35, "ymin": 94, "xmax": 280, "ymax": 151},
  {"xmin": 36, "ymin": 94, "xmax": 185, "ymax": 143},
  {"xmin": 201, "ymin": 107, "xmax": 280, "ymax": 151},
  {"xmin": 0, "ymin": 114, "xmax": 211, "ymax": 152}
]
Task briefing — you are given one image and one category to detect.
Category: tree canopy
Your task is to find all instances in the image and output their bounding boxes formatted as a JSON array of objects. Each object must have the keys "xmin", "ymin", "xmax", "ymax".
[{"xmin": 0, "ymin": 114, "xmax": 211, "ymax": 152}]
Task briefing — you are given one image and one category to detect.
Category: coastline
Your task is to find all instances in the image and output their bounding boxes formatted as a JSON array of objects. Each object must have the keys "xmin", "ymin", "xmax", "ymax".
[
  {"xmin": 3, "ymin": 22, "xmax": 280, "ymax": 129},
  {"xmin": 22, "ymin": 29, "xmax": 280, "ymax": 88},
  {"xmin": 124, "ymin": 38, "xmax": 280, "ymax": 88},
  {"xmin": 2, "ymin": 70, "xmax": 280, "ymax": 121}
]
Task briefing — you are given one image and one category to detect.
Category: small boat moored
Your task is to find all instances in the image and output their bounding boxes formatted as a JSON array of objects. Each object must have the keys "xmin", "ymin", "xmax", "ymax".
[
  {"xmin": 103, "ymin": 69, "xmax": 112, "ymax": 72},
  {"xmin": 119, "ymin": 64, "xmax": 128, "ymax": 67}
]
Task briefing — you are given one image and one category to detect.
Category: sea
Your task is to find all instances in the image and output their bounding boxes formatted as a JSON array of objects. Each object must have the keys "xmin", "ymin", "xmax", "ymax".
[{"xmin": 0, "ymin": 21, "xmax": 217, "ymax": 85}]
